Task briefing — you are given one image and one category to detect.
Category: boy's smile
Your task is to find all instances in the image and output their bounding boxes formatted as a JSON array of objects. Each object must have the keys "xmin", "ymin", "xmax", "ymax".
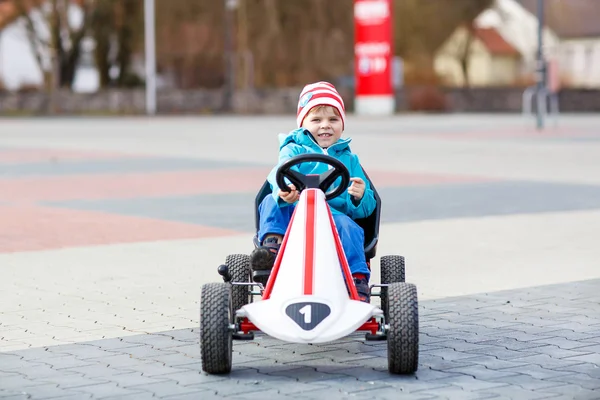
[{"xmin": 302, "ymin": 106, "xmax": 343, "ymax": 148}]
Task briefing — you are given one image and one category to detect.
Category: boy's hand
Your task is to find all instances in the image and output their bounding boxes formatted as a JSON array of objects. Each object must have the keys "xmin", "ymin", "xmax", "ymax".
[
  {"xmin": 278, "ymin": 184, "xmax": 300, "ymax": 204},
  {"xmin": 348, "ymin": 177, "xmax": 365, "ymax": 200}
]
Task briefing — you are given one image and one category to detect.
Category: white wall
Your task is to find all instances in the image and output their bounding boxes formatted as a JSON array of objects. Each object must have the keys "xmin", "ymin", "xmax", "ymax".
[
  {"xmin": 0, "ymin": 3, "xmax": 98, "ymax": 92},
  {"xmin": 0, "ymin": 11, "xmax": 48, "ymax": 90},
  {"xmin": 559, "ymin": 38, "xmax": 600, "ymax": 88}
]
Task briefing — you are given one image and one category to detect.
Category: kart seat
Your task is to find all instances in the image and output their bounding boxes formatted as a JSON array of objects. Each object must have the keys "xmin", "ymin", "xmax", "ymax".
[{"xmin": 253, "ymin": 168, "xmax": 381, "ymax": 260}]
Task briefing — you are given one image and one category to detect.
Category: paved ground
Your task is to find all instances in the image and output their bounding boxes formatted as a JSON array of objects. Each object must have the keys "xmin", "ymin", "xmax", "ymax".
[{"xmin": 1, "ymin": 114, "xmax": 599, "ymax": 399}]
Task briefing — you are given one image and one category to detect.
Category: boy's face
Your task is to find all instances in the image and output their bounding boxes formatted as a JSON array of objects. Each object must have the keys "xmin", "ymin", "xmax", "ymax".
[{"xmin": 302, "ymin": 106, "xmax": 343, "ymax": 148}]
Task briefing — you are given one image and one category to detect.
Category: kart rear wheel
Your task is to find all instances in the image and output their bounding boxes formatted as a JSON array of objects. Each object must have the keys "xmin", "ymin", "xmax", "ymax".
[
  {"xmin": 226, "ymin": 254, "xmax": 251, "ymax": 312},
  {"xmin": 380, "ymin": 255, "xmax": 405, "ymax": 321},
  {"xmin": 200, "ymin": 282, "xmax": 233, "ymax": 374},
  {"xmin": 387, "ymin": 282, "xmax": 419, "ymax": 375}
]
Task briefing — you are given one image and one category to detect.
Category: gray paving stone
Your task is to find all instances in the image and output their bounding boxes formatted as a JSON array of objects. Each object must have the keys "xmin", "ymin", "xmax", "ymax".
[
  {"xmin": 475, "ymin": 338, "xmax": 550, "ymax": 351},
  {"xmin": 36, "ymin": 373, "xmax": 111, "ymax": 390},
  {"xmin": 60, "ymin": 364, "xmax": 136, "ymax": 378},
  {"xmin": 434, "ymin": 375, "xmax": 510, "ymax": 391},
  {"xmin": 11, "ymin": 383, "xmax": 86, "ymax": 400},
  {"xmin": 416, "ymin": 386, "xmax": 502, "ymax": 400},
  {"xmin": 488, "ymin": 374, "xmax": 569, "ymax": 391},
  {"xmin": 499, "ymin": 353, "xmax": 587, "ymax": 369},
  {"xmin": 525, "ymin": 344, "xmax": 595, "ymax": 359},
  {"xmin": 161, "ymin": 343, "xmax": 200, "ymax": 356},
  {"xmin": 0, "ymin": 391, "xmax": 29, "ymax": 400},
  {"xmin": 187, "ymin": 381, "xmax": 277, "ymax": 398},
  {"xmin": 550, "ymin": 363, "xmax": 600, "ymax": 379},
  {"xmin": 477, "ymin": 386, "xmax": 563, "ymax": 400},
  {"xmin": 120, "ymin": 333, "xmax": 189, "ymax": 348},
  {"xmin": 42, "ymin": 394, "xmax": 94, "ymax": 400},
  {"xmin": 150, "ymin": 370, "xmax": 211, "ymax": 386},
  {"xmin": 559, "ymin": 352, "xmax": 600, "ymax": 364},
  {"xmin": 419, "ymin": 354, "xmax": 479, "ymax": 371},
  {"xmin": 46, "ymin": 344, "xmax": 112, "ymax": 359},
  {"xmin": 441, "ymin": 365, "xmax": 522, "ymax": 381},
  {"xmin": 82, "ymin": 338, "xmax": 146, "ymax": 351},
  {"xmin": 91, "ymin": 371, "xmax": 173, "ymax": 388},
  {"xmin": 107, "ymin": 360, "xmax": 191, "ymax": 377},
  {"xmin": 266, "ymin": 365, "xmax": 354, "ymax": 382},
  {"xmin": 465, "ymin": 346, "xmax": 552, "ymax": 360},
  {"xmin": 6, "ymin": 365, "xmax": 77, "ymax": 380},
  {"xmin": 226, "ymin": 388, "xmax": 308, "ymax": 400},
  {"xmin": 73, "ymin": 382, "xmax": 148, "ymax": 399},
  {"xmin": 0, "ymin": 372, "xmax": 50, "ymax": 391},
  {"xmin": 424, "ymin": 347, "xmax": 500, "ymax": 362},
  {"xmin": 528, "ymin": 336, "xmax": 600, "ymax": 350},
  {"xmin": 544, "ymin": 373, "xmax": 600, "ymax": 390},
  {"xmin": 410, "ymin": 367, "xmax": 464, "ymax": 381},
  {"xmin": 553, "ymin": 315, "xmax": 600, "ymax": 326},
  {"xmin": 38, "ymin": 355, "xmax": 99, "ymax": 370},
  {"xmin": 99, "ymin": 393, "xmax": 156, "ymax": 400},
  {"xmin": 482, "ymin": 330, "xmax": 560, "ymax": 343},
  {"xmin": 0, "ymin": 355, "xmax": 47, "ymax": 372},
  {"xmin": 11, "ymin": 347, "xmax": 65, "ymax": 362},
  {"xmin": 127, "ymin": 380, "xmax": 208, "ymax": 397},
  {"xmin": 498, "ymin": 364, "xmax": 577, "ymax": 380},
  {"xmin": 537, "ymin": 383, "xmax": 600, "ymax": 399},
  {"xmin": 454, "ymin": 355, "xmax": 531, "ymax": 370}
]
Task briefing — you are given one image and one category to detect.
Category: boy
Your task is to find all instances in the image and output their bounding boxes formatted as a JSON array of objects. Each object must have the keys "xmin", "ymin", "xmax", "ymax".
[{"xmin": 250, "ymin": 81, "xmax": 376, "ymax": 302}]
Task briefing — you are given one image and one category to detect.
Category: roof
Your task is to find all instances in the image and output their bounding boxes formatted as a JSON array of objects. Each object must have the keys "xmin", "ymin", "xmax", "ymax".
[
  {"xmin": 518, "ymin": 0, "xmax": 600, "ymax": 39},
  {"xmin": 472, "ymin": 27, "xmax": 520, "ymax": 56}
]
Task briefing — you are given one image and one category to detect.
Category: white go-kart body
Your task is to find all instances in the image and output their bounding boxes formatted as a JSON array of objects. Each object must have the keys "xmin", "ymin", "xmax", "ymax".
[
  {"xmin": 200, "ymin": 153, "xmax": 419, "ymax": 376},
  {"xmin": 236, "ymin": 188, "xmax": 382, "ymax": 343}
]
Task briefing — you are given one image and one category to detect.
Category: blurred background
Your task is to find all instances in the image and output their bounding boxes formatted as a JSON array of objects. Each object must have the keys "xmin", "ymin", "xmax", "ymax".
[{"xmin": 0, "ymin": 0, "xmax": 599, "ymax": 115}]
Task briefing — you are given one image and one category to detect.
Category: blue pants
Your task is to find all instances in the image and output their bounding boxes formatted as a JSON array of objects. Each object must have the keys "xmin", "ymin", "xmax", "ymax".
[{"xmin": 257, "ymin": 195, "xmax": 370, "ymax": 280}]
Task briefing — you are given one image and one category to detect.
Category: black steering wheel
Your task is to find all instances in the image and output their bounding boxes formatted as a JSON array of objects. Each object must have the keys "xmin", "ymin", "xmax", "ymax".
[{"xmin": 275, "ymin": 154, "xmax": 350, "ymax": 200}]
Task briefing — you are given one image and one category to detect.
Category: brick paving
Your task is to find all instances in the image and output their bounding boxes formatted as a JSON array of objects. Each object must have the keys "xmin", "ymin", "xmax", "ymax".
[{"xmin": 2, "ymin": 280, "xmax": 599, "ymax": 399}]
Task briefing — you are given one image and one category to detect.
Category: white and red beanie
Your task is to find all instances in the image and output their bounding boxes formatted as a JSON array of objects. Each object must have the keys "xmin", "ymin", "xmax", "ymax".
[{"xmin": 296, "ymin": 81, "xmax": 346, "ymax": 129}]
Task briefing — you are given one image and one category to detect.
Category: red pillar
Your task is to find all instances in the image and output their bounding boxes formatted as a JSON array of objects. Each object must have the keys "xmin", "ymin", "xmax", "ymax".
[{"xmin": 354, "ymin": 0, "xmax": 395, "ymax": 115}]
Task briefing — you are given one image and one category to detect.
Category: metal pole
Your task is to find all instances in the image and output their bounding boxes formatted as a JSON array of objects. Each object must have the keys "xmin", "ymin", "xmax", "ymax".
[
  {"xmin": 223, "ymin": 0, "xmax": 237, "ymax": 112},
  {"xmin": 144, "ymin": 0, "xmax": 157, "ymax": 115},
  {"xmin": 535, "ymin": 0, "xmax": 545, "ymax": 130}
]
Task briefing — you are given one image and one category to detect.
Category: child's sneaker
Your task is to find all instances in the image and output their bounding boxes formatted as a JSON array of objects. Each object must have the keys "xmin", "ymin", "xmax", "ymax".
[
  {"xmin": 249, "ymin": 236, "xmax": 280, "ymax": 286},
  {"xmin": 352, "ymin": 274, "xmax": 370, "ymax": 303}
]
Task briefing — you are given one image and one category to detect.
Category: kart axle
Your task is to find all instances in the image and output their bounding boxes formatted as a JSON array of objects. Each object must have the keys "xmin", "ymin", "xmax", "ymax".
[{"xmin": 238, "ymin": 318, "xmax": 381, "ymax": 336}]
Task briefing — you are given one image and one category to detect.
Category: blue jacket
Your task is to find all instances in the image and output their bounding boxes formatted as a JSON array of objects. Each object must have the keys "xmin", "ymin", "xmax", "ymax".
[{"xmin": 267, "ymin": 128, "xmax": 377, "ymax": 220}]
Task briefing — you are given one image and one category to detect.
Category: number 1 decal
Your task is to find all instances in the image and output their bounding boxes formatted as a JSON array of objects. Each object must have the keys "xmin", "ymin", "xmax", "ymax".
[
  {"xmin": 299, "ymin": 305, "xmax": 312, "ymax": 324},
  {"xmin": 286, "ymin": 302, "xmax": 331, "ymax": 331}
]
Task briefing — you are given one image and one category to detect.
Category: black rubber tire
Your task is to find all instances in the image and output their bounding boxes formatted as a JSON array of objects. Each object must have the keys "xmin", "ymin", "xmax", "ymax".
[
  {"xmin": 226, "ymin": 254, "xmax": 250, "ymax": 313},
  {"xmin": 200, "ymin": 282, "xmax": 233, "ymax": 374},
  {"xmin": 380, "ymin": 255, "xmax": 405, "ymax": 321},
  {"xmin": 387, "ymin": 282, "xmax": 419, "ymax": 375}
]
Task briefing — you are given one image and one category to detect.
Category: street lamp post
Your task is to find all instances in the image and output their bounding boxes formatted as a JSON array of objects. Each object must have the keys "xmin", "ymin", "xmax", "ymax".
[
  {"xmin": 535, "ymin": 0, "xmax": 545, "ymax": 130},
  {"xmin": 144, "ymin": 0, "xmax": 157, "ymax": 115},
  {"xmin": 223, "ymin": 0, "xmax": 238, "ymax": 112}
]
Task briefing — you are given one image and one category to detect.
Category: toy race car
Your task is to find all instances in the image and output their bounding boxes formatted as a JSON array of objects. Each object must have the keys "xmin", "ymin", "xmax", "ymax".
[{"xmin": 200, "ymin": 154, "xmax": 419, "ymax": 375}]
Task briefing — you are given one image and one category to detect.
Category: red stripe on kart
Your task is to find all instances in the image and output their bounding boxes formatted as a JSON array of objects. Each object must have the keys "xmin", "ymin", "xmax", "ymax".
[
  {"xmin": 261, "ymin": 204, "xmax": 298, "ymax": 300},
  {"xmin": 326, "ymin": 206, "xmax": 360, "ymax": 300},
  {"xmin": 303, "ymin": 190, "xmax": 317, "ymax": 295}
]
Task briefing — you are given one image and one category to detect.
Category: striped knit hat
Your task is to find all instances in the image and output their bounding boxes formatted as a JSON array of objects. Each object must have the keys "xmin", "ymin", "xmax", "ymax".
[{"xmin": 296, "ymin": 81, "xmax": 346, "ymax": 129}]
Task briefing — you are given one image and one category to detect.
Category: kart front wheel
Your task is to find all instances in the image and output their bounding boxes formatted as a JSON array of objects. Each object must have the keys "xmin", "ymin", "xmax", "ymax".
[
  {"xmin": 387, "ymin": 282, "xmax": 419, "ymax": 374},
  {"xmin": 380, "ymin": 255, "xmax": 405, "ymax": 321},
  {"xmin": 200, "ymin": 282, "xmax": 233, "ymax": 374}
]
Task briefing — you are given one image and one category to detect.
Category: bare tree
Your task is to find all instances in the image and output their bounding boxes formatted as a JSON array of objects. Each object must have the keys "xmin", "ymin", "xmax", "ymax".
[
  {"xmin": 91, "ymin": 0, "xmax": 143, "ymax": 88},
  {"xmin": 13, "ymin": 0, "xmax": 93, "ymax": 89}
]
